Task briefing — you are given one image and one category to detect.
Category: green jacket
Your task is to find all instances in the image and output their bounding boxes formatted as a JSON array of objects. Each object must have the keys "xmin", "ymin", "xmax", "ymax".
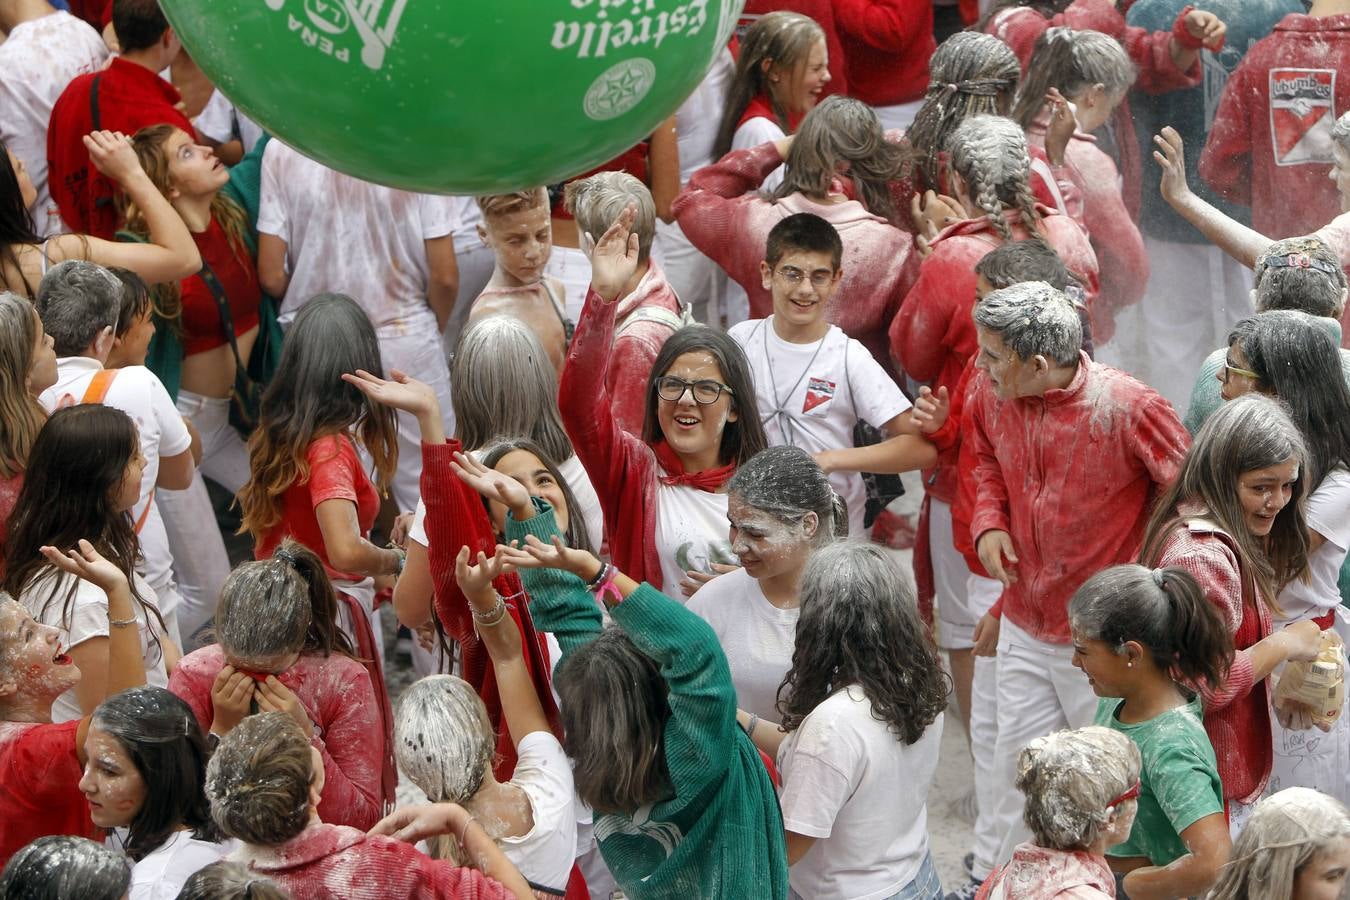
[{"xmin": 506, "ymin": 506, "xmax": 789, "ymax": 900}]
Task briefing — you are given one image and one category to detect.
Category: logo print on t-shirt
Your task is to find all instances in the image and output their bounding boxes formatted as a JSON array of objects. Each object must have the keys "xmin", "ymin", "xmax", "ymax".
[
  {"xmin": 1269, "ymin": 68, "xmax": 1337, "ymax": 167},
  {"xmin": 803, "ymin": 377, "xmax": 836, "ymax": 414}
]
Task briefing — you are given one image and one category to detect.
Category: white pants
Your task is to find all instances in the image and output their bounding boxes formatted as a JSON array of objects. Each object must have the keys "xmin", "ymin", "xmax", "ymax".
[
  {"xmin": 1096, "ymin": 237, "xmax": 1253, "ymax": 414},
  {"xmin": 931, "ymin": 499, "xmax": 978, "ymax": 650},
  {"xmin": 652, "ymin": 218, "xmax": 724, "ymax": 325},
  {"xmin": 872, "ymin": 99, "xmax": 924, "ymax": 132},
  {"xmin": 157, "ymin": 390, "xmax": 242, "ymax": 649},
  {"xmin": 1266, "ymin": 608, "xmax": 1350, "ymax": 806},
  {"xmin": 980, "ymin": 617, "xmax": 1098, "ymax": 875},
  {"xmin": 376, "ymin": 321, "xmax": 456, "ymax": 514},
  {"xmin": 544, "ymin": 245, "xmax": 593, "ymax": 324},
  {"xmin": 966, "ymin": 574, "xmax": 1004, "ymax": 881},
  {"xmin": 443, "ymin": 243, "xmax": 496, "ymax": 360},
  {"xmin": 335, "ymin": 576, "xmax": 384, "ymax": 669}
]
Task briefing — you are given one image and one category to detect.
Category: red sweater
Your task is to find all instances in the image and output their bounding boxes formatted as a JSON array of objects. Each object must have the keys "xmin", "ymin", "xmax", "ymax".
[
  {"xmin": 1150, "ymin": 515, "xmax": 1271, "ymax": 804},
  {"xmin": 984, "ymin": 0, "xmax": 1202, "ymax": 220},
  {"xmin": 888, "ymin": 206, "xmax": 1099, "ymax": 502},
  {"xmin": 968, "ymin": 356, "xmax": 1190, "ymax": 644},
  {"xmin": 1199, "ymin": 13, "xmax": 1350, "ymax": 240},
  {"xmin": 609, "ymin": 263, "xmax": 684, "ymax": 437},
  {"xmin": 0, "ymin": 720, "xmax": 96, "ymax": 869},
  {"xmin": 46, "ymin": 57, "xmax": 196, "ymax": 239},
  {"xmin": 420, "ymin": 440, "xmax": 563, "ymax": 782},
  {"xmin": 834, "ymin": 0, "xmax": 935, "ymax": 107},
  {"xmin": 1025, "ymin": 115, "xmax": 1149, "ymax": 344},
  {"xmin": 672, "ymin": 141, "xmax": 919, "ymax": 375},
  {"xmin": 169, "ymin": 646, "xmax": 384, "ymax": 831},
  {"xmin": 741, "ymin": 1, "xmax": 848, "ymax": 97},
  {"xmin": 239, "ymin": 822, "xmax": 509, "ymax": 899}
]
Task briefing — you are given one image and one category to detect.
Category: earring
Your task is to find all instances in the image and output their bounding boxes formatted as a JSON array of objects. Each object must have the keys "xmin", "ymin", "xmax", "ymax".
[{"xmin": 1127, "ymin": 661, "xmax": 1134, "ymax": 668}]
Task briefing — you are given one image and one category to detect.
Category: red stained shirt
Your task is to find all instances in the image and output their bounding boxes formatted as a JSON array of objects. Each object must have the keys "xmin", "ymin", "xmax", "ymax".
[
  {"xmin": 256, "ymin": 434, "xmax": 380, "ymax": 585},
  {"xmin": 239, "ymin": 822, "xmax": 510, "ymax": 899},
  {"xmin": 180, "ymin": 219, "xmax": 262, "ymax": 356},
  {"xmin": 169, "ymin": 646, "xmax": 384, "ymax": 831},
  {"xmin": 888, "ymin": 206, "xmax": 1099, "ymax": 502},
  {"xmin": 1199, "ymin": 13, "xmax": 1350, "ymax": 240},
  {"xmin": 977, "ymin": 843, "xmax": 1116, "ymax": 900},
  {"xmin": 46, "ymin": 57, "xmax": 196, "ymax": 239},
  {"xmin": 0, "ymin": 720, "xmax": 97, "ymax": 868},
  {"xmin": 984, "ymin": 0, "xmax": 1201, "ymax": 219},
  {"xmin": 968, "ymin": 356, "xmax": 1190, "ymax": 644},
  {"xmin": 834, "ymin": 0, "xmax": 935, "ymax": 107},
  {"xmin": 673, "ymin": 141, "xmax": 919, "ymax": 376},
  {"xmin": 1148, "ymin": 514, "xmax": 1271, "ymax": 803}
]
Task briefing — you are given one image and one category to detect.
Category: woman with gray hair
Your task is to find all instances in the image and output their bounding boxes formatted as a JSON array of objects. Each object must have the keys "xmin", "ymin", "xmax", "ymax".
[
  {"xmin": 686, "ymin": 445, "xmax": 845, "ymax": 720},
  {"xmin": 741, "ymin": 541, "xmax": 949, "ymax": 900},
  {"xmin": 1141, "ymin": 394, "xmax": 1326, "ymax": 830},
  {"xmin": 979, "ymin": 727, "xmax": 1141, "ymax": 900},
  {"xmin": 1207, "ymin": 787, "xmax": 1350, "ymax": 900}
]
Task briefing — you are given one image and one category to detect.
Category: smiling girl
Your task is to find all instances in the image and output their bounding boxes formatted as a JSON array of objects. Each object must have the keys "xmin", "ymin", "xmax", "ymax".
[
  {"xmin": 1140, "ymin": 394, "xmax": 1325, "ymax": 828},
  {"xmin": 561, "ymin": 207, "xmax": 767, "ymax": 600}
]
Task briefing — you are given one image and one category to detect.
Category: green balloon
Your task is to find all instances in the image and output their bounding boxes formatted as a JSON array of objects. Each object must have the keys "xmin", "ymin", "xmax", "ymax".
[{"xmin": 163, "ymin": 0, "xmax": 742, "ymax": 193}]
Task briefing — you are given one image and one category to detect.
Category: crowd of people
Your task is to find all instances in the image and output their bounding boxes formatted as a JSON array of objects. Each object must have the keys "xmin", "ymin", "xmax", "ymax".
[{"xmin": 3, "ymin": 0, "xmax": 1350, "ymax": 897}]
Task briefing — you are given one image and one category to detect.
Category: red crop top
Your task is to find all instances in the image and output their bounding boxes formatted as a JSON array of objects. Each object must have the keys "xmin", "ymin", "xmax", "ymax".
[{"xmin": 180, "ymin": 218, "xmax": 262, "ymax": 356}]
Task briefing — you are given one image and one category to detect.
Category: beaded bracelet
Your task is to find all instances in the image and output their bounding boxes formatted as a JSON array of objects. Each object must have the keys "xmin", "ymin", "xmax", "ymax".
[
  {"xmin": 471, "ymin": 593, "xmax": 507, "ymax": 627},
  {"xmin": 585, "ymin": 561, "xmax": 611, "ymax": 590},
  {"xmin": 592, "ymin": 563, "xmax": 623, "ymax": 607}
]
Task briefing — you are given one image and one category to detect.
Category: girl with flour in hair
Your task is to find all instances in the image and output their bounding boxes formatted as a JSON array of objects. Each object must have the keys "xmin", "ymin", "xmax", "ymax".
[
  {"xmin": 686, "ymin": 445, "xmax": 845, "ymax": 720},
  {"xmin": 1070, "ymin": 565, "xmax": 1234, "ymax": 898},
  {"xmin": 1207, "ymin": 788, "xmax": 1350, "ymax": 900},
  {"xmin": 740, "ymin": 542, "xmax": 949, "ymax": 900},
  {"xmin": 168, "ymin": 541, "xmax": 390, "ymax": 831}
]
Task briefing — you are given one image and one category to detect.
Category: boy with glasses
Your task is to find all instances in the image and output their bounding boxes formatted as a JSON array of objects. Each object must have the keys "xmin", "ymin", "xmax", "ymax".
[{"xmin": 729, "ymin": 214, "xmax": 936, "ymax": 535}]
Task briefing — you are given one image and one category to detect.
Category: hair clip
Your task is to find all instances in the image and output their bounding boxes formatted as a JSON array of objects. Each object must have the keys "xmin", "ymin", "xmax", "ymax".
[{"xmin": 1260, "ymin": 252, "xmax": 1341, "ymax": 277}]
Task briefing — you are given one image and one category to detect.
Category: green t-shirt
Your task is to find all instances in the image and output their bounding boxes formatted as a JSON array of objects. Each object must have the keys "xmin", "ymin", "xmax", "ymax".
[{"xmin": 1095, "ymin": 695, "xmax": 1224, "ymax": 866}]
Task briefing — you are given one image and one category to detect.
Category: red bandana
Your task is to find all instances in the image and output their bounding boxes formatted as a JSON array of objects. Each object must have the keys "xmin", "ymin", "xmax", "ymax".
[
  {"xmin": 737, "ymin": 92, "xmax": 804, "ymax": 134},
  {"xmin": 654, "ymin": 441, "xmax": 737, "ymax": 492}
]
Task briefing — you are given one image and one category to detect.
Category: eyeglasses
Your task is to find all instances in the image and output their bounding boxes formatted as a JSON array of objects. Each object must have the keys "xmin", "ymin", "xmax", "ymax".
[
  {"xmin": 1106, "ymin": 780, "xmax": 1141, "ymax": 810},
  {"xmin": 1220, "ymin": 357, "xmax": 1261, "ymax": 384},
  {"xmin": 774, "ymin": 266, "xmax": 836, "ymax": 289},
  {"xmin": 656, "ymin": 376, "xmax": 734, "ymax": 405}
]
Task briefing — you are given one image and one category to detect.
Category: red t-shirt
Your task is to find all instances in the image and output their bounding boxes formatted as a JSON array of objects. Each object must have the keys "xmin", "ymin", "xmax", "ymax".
[
  {"xmin": 256, "ymin": 435, "xmax": 380, "ymax": 583},
  {"xmin": 46, "ymin": 57, "xmax": 196, "ymax": 239},
  {"xmin": 0, "ymin": 720, "xmax": 96, "ymax": 868},
  {"xmin": 180, "ymin": 219, "xmax": 262, "ymax": 356}
]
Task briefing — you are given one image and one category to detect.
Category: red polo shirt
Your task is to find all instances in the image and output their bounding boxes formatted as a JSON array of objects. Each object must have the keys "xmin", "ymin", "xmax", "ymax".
[{"xmin": 46, "ymin": 56, "xmax": 195, "ymax": 239}]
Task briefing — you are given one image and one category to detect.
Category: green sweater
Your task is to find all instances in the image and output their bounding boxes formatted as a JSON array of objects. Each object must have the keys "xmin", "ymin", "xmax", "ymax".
[{"xmin": 506, "ymin": 508, "xmax": 789, "ymax": 900}]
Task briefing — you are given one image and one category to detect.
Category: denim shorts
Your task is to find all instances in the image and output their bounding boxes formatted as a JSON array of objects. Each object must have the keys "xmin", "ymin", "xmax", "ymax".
[{"xmin": 790, "ymin": 850, "xmax": 944, "ymax": 900}]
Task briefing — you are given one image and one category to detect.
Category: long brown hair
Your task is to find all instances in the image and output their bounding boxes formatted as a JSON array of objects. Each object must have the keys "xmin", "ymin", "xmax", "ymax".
[
  {"xmin": 120, "ymin": 124, "xmax": 252, "ymax": 328},
  {"xmin": 0, "ymin": 294, "xmax": 47, "ymax": 479},
  {"xmin": 1140, "ymin": 394, "xmax": 1310, "ymax": 605},
  {"xmin": 238, "ymin": 294, "xmax": 397, "ymax": 540},
  {"xmin": 712, "ymin": 11, "xmax": 824, "ymax": 159}
]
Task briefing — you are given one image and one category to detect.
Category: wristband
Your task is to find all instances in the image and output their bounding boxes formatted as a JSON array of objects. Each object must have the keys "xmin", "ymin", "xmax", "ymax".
[
  {"xmin": 108, "ymin": 615, "xmax": 138, "ymax": 628},
  {"xmin": 1172, "ymin": 6, "xmax": 1222, "ymax": 52},
  {"xmin": 743, "ymin": 714, "xmax": 760, "ymax": 739},
  {"xmin": 585, "ymin": 561, "xmax": 611, "ymax": 590},
  {"xmin": 457, "ymin": 814, "xmax": 479, "ymax": 846},
  {"xmin": 592, "ymin": 563, "xmax": 623, "ymax": 608}
]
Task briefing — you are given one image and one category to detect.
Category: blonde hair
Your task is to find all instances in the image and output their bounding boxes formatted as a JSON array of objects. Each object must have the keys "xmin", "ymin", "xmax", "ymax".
[
  {"xmin": 713, "ymin": 11, "xmax": 825, "ymax": 158},
  {"xmin": 475, "ymin": 188, "xmax": 549, "ymax": 223},
  {"xmin": 0, "ymin": 292, "xmax": 46, "ymax": 478},
  {"xmin": 1208, "ymin": 788, "xmax": 1350, "ymax": 900}
]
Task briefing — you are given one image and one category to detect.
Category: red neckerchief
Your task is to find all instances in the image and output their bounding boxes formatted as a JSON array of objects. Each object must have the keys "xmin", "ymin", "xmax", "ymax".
[
  {"xmin": 737, "ymin": 92, "xmax": 803, "ymax": 134},
  {"xmin": 654, "ymin": 441, "xmax": 736, "ymax": 492}
]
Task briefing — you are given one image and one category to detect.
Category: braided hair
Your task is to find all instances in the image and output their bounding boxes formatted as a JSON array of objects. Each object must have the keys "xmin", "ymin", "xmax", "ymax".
[{"xmin": 946, "ymin": 115, "xmax": 1042, "ymax": 243}]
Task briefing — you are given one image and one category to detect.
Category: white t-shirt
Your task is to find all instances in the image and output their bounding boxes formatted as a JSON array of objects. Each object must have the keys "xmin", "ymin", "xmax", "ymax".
[
  {"xmin": 194, "ymin": 90, "xmax": 263, "ymax": 155},
  {"xmin": 408, "ymin": 454, "xmax": 603, "ymax": 556},
  {"xmin": 39, "ymin": 358, "xmax": 192, "ymax": 605},
  {"xmin": 446, "ymin": 196, "xmax": 486, "ymax": 254},
  {"xmin": 676, "ymin": 47, "xmax": 735, "ymax": 182},
  {"xmin": 685, "ymin": 568, "xmax": 797, "ymax": 720},
  {"xmin": 498, "ymin": 731, "xmax": 579, "ymax": 893},
  {"xmin": 732, "ymin": 116, "xmax": 786, "ymax": 194},
  {"xmin": 729, "ymin": 319, "xmax": 911, "ymax": 535},
  {"xmin": 257, "ymin": 140, "xmax": 457, "ymax": 332},
  {"xmin": 129, "ymin": 831, "xmax": 232, "ymax": 900},
  {"xmin": 21, "ymin": 568, "xmax": 169, "ymax": 723},
  {"xmin": 654, "ymin": 482, "xmax": 733, "ymax": 601},
  {"xmin": 1279, "ymin": 466, "xmax": 1350, "ymax": 623},
  {"xmin": 778, "ymin": 686, "xmax": 943, "ymax": 900},
  {"xmin": 0, "ymin": 11, "xmax": 108, "ymax": 236}
]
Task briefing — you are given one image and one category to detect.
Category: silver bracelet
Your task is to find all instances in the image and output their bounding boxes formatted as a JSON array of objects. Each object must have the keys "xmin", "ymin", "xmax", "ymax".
[
  {"xmin": 108, "ymin": 615, "xmax": 138, "ymax": 629},
  {"xmin": 471, "ymin": 594, "xmax": 507, "ymax": 627},
  {"xmin": 743, "ymin": 713, "xmax": 760, "ymax": 738}
]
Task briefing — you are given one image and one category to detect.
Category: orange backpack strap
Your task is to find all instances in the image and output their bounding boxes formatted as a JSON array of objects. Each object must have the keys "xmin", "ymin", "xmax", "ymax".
[
  {"xmin": 79, "ymin": 369, "xmax": 118, "ymax": 405},
  {"xmin": 131, "ymin": 490, "xmax": 155, "ymax": 535}
]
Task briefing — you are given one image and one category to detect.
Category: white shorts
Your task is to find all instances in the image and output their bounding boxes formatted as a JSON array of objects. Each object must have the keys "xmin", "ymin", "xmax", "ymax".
[{"xmin": 931, "ymin": 498, "xmax": 983, "ymax": 649}]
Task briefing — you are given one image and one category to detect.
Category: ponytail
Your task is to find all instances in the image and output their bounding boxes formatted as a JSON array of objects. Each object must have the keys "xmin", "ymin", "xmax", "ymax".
[
  {"xmin": 829, "ymin": 490, "xmax": 849, "ymax": 540},
  {"xmin": 275, "ymin": 542, "xmax": 356, "ymax": 659},
  {"xmin": 1069, "ymin": 564, "xmax": 1233, "ymax": 688}
]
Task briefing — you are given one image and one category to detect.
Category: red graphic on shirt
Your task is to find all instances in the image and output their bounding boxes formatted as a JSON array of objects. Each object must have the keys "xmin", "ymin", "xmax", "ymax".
[
  {"xmin": 1270, "ymin": 68, "xmax": 1337, "ymax": 167},
  {"xmin": 803, "ymin": 377, "xmax": 836, "ymax": 413}
]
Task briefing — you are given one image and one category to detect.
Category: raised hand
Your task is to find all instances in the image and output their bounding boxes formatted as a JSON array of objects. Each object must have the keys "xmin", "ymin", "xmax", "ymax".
[
  {"xmin": 369, "ymin": 802, "xmax": 471, "ymax": 844},
  {"xmin": 341, "ymin": 368, "xmax": 438, "ymax": 418},
  {"xmin": 912, "ymin": 385, "xmax": 950, "ymax": 435},
  {"xmin": 449, "ymin": 451, "xmax": 531, "ymax": 515},
  {"xmin": 1153, "ymin": 126, "xmax": 1193, "ymax": 208},
  {"xmin": 454, "ymin": 545, "xmax": 517, "ymax": 599},
  {"xmin": 1181, "ymin": 8, "xmax": 1225, "ymax": 50},
  {"xmin": 497, "ymin": 534, "xmax": 600, "ymax": 580},
  {"xmin": 40, "ymin": 539, "xmax": 129, "ymax": 595},
  {"xmin": 590, "ymin": 203, "xmax": 640, "ymax": 302},
  {"xmin": 83, "ymin": 130, "xmax": 145, "ymax": 185}
]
